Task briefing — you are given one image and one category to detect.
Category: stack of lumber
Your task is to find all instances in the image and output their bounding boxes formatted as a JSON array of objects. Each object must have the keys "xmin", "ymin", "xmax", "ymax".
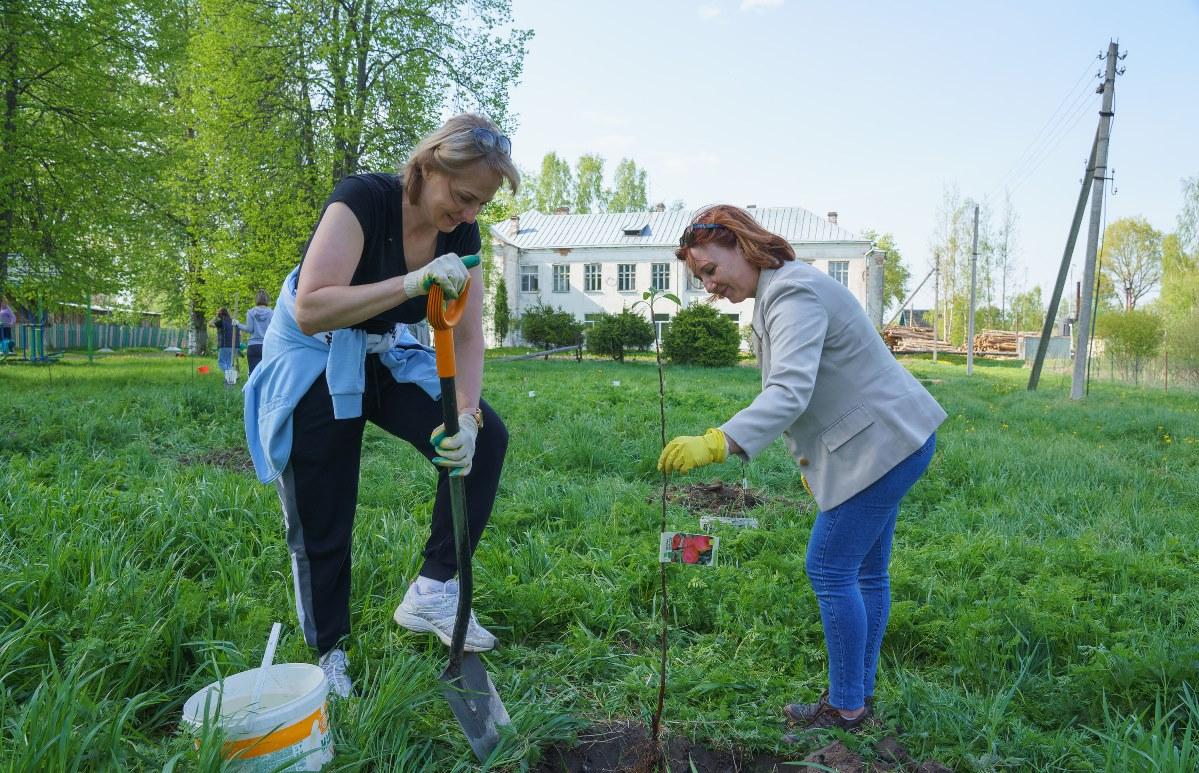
[
  {"xmin": 972, "ymin": 329, "xmax": 1018, "ymax": 354},
  {"xmin": 881, "ymin": 325, "xmax": 954, "ymax": 353}
]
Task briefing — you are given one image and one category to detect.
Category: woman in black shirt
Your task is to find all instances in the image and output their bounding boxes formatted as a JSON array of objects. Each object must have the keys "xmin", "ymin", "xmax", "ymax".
[{"xmin": 281, "ymin": 113, "xmax": 519, "ymax": 696}]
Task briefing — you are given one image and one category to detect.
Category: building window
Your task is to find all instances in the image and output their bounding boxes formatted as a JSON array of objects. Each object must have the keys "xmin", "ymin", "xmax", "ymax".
[
  {"xmin": 584, "ymin": 263, "xmax": 601, "ymax": 292},
  {"xmin": 688, "ymin": 270, "xmax": 704, "ymax": 291},
  {"xmin": 654, "ymin": 312, "xmax": 670, "ymax": 340},
  {"xmin": 520, "ymin": 265, "xmax": 539, "ymax": 292},
  {"xmin": 651, "ymin": 263, "xmax": 671, "ymax": 291},
  {"xmin": 552, "ymin": 264, "xmax": 570, "ymax": 293},
  {"xmin": 617, "ymin": 263, "xmax": 636, "ymax": 292},
  {"xmin": 583, "ymin": 312, "xmax": 604, "ymax": 329},
  {"xmin": 828, "ymin": 260, "xmax": 849, "ymax": 286},
  {"xmin": 725, "ymin": 313, "xmax": 739, "ymax": 324}
]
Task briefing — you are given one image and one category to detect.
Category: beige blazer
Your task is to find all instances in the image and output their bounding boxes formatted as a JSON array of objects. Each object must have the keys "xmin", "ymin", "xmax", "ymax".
[{"xmin": 721, "ymin": 259, "xmax": 946, "ymax": 511}]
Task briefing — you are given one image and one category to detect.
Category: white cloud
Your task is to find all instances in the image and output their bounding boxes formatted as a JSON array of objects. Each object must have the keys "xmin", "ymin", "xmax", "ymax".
[
  {"xmin": 697, "ymin": 4, "xmax": 721, "ymax": 19},
  {"xmin": 739, "ymin": 0, "xmax": 783, "ymax": 11}
]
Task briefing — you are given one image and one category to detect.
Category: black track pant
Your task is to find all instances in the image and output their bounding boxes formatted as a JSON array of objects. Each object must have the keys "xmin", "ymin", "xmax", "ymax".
[
  {"xmin": 246, "ymin": 343, "xmax": 263, "ymax": 374},
  {"xmin": 275, "ymin": 355, "xmax": 507, "ymax": 654}
]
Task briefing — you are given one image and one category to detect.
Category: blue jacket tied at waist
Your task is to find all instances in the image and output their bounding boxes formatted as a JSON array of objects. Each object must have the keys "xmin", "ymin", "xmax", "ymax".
[{"xmin": 243, "ymin": 266, "xmax": 441, "ymax": 483}]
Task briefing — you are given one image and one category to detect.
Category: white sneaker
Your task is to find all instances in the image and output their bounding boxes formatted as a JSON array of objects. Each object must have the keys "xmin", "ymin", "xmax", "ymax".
[
  {"xmin": 393, "ymin": 579, "xmax": 497, "ymax": 652},
  {"xmin": 318, "ymin": 648, "xmax": 352, "ymax": 698}
]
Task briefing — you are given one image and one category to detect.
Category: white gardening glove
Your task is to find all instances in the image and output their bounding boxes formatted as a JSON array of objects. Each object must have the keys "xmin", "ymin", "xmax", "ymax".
[
  {"xmin": 403, "ymin": 252, "xmax": 470, "ymax": 299},
  {"xmin": 430, "ymin": 412, "xmax": 479, "ymax": 477}
]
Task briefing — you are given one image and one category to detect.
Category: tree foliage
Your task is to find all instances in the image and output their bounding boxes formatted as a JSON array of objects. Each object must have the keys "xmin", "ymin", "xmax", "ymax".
[
  {"xmin": 608, "ymin": 158, "xmax": 648, "ymax": 213},
  {"xmin": 493, "ymin": 277, "xmax": 511, "ymax": 344},
  {"xmin": 532, "ymin": 152, "xmax": 574, "ymax": 213},
  {"xmin": 1100, "ymin": 216, "xmax": 1162, "ymax": 311},
  {"xmin": 574, "ymin": 154, "xmax": 608, "ymax": 214},
  {"xmin": 662, "ymin": 303, "xmax": 740, "ymax": 367},
  {"xmin": 1096, "ymin": 309, "xmax": 1164, "ymax": 385},
  {"xmin": 862, "ymin": 230, "xmax": 910, "ymax": 315},
  {"xmin": 586, "ymin": 308, "xmax": 653, "ymax": 361},
  {"xmin": 3, "ymin": 0, "xmax": 531, "ymax": 348},
  {"xmin": 0, "ymin": 0, "xmax": 186, "ymax": 304},
  {"xmin": 1009, "ymin": 286, "xmax": 1046, "ymax": 333}
]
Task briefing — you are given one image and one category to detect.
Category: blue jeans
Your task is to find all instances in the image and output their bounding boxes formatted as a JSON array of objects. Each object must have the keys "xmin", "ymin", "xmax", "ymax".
[
  {"xmin": 805, "ymin": 433, "xmax": 936, "ymax": 710},
  {"xmin": 217, "ymin": 347, "xmax": 233, "ymax": 371}
]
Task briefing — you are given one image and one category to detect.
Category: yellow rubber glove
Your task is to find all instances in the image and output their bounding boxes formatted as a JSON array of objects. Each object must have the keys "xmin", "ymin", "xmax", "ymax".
[{"xmin": 657, "ymin": 428, "xmax": 728, "ymax": 474}]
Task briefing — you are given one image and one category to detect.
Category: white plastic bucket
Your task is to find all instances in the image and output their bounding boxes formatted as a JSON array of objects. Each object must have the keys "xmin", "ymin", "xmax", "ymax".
[{"xmin": 181, "ymin": 663, "xmax": 333, "ymax": 771}]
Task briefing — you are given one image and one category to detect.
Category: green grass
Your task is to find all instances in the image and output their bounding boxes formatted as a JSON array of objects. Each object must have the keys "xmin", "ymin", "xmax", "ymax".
[{"xmin": 1, "ymin": 352, "xmax": 1197, "ymax": 771}]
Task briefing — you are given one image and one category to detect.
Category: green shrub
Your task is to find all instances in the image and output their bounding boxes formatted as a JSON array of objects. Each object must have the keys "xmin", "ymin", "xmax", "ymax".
[
  {"xmin": 518, "ymin": 302, "xmax": 584, "ymax": 350},
  {"xmin": 662, "ymin": 303, "xmax": 740, "ymax": 366},
  {"xmin": 1096, "ymin": 309, "xmax": 1164, "ymax": 385},
  {"xmin": 586, "ymin": 308, "xmax": 654, "ymax": 361},
  {"xmin": 1164, "ymin": 311, "xmax": 1199, "ymax": 386}
]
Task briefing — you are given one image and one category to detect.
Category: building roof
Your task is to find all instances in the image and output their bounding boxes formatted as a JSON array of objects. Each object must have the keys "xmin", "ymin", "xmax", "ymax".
[{"xmin": 491, "ymin": 207, "xmax": 867, "ymax": 250}]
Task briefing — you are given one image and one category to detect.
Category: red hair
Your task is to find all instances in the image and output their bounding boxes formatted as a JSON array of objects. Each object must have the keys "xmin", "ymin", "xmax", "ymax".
[{"xmin": 674, "ymin": 204, "xmax": 795, "ymax": 272}]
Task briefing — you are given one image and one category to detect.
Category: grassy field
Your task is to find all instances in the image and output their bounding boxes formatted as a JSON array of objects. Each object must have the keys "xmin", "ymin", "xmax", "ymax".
[{"xmin": 1, "ymin": 352, "xmax": 1197, "ymax": 771}]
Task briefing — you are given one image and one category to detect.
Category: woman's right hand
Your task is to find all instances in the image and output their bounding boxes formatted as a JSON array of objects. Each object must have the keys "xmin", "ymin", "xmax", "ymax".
[{"xmin": 403, "ymin": 252, "xmax": 470, "ymax": 299}]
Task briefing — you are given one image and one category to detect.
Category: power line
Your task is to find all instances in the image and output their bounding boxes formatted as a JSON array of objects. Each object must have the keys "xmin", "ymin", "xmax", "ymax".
[
  {"xmin": 989, "ymin": 56, "xmax": 1100, "ymax": 198},
  {"xmin": 1005, "ymin": 91, "xmax": 1100, "ymax": 198}
]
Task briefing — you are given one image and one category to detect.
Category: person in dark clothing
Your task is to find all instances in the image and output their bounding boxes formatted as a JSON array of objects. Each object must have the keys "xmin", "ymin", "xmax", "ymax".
[
  {"xmin": 247, "ymin": 113, "xmax": 519, "ymax": 697},
  {"xmin": 236, "ymin": 290, "xmax": 274, "ymax": 374},
  {"xmin": 211, "ymin": 308, "xmax": 236, "ymax": 386},
  {"xmin": 0, "ymin": 295, "xmax": 15, "ymax": 354}
]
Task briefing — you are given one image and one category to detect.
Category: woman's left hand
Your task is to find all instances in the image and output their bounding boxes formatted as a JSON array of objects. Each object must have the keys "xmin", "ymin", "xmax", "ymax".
[
  {"xmin": 430, "ymin": 412, "xmax": 479, "ymax": 477},
  {"xmin": 658, "ymin": 428, "xmax": 728, "ymax": 474}
]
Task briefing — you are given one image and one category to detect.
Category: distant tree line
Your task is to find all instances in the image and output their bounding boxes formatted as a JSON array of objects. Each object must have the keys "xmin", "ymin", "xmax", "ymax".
[{"xmin": 1, "ymin": 0, "xmax": 532, "ymax": 350}]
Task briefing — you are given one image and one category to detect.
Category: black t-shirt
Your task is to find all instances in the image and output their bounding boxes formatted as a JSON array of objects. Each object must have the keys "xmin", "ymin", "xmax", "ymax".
[{"xmin": 301, "ymin": 173, "xmax": 481, "ymax": 333}]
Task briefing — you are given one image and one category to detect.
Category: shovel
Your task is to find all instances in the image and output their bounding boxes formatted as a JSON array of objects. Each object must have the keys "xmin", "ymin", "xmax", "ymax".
[{"xmin": 426, "ymin": 255, "xmax": 511, "ymax": 762}]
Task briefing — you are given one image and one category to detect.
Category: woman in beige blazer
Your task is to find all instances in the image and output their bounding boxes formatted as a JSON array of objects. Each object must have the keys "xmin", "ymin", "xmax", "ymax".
[{"xmin": 659, "ymin": 204, "xmax": 946, "ymax": 734}]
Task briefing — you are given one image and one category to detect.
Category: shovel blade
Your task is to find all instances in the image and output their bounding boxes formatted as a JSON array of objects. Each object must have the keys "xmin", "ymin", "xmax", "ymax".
[{"xmin": 439, "ymin": 653, "xmax": 511, "ymax": 762}]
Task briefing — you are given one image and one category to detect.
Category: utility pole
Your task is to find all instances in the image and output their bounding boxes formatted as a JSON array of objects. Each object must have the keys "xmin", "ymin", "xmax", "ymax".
[
  {"xmin": 932, "ymin": 252, "xmax": 939, "ymax": 363},
  {"xmin": 1028, "ymin": 130, "xmax": 1098, "ymax": 390},
  {"xmin": 966, "ymin": 205, "xmax": 979, "ymax": 375},
  {"xmin": 1071, "ymin": 41, "xmax": 1121, "ymax": 400}
]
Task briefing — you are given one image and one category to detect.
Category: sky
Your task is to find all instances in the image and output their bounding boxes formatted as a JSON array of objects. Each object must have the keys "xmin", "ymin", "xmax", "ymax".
[{"xmin": 499, "ymin": 0, "xmax": 1199, "ymax": 310}]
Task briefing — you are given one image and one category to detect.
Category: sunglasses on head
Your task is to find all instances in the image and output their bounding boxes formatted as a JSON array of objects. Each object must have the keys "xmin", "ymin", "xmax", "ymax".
[
  {"xmin": 469, "ymin": 126, "xmax": 512, "ymax": 156},
  {"xmin": 678, "ymin": 222, "xmax": 727, "ymax": 248}
]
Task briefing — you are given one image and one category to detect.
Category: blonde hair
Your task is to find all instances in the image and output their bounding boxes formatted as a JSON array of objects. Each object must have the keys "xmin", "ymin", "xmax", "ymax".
[
  {"xmin": 674, "ymin": 204, "xmax": 795, "ymax": 271},
  {"xmin": 403, "ymin": 113, "xmax": 520, "ymax": 205}
]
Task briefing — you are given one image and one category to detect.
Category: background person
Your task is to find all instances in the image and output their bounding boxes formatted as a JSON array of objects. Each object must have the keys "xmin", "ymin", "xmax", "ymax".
[
  {"xmin": 0, "ymin": 295, "xmax": 14, "ymax": 354},
  {"xmin": 236, "ymin": 290, "xmax": 274, "ymax": 375},
  {"xmin": 243, "ymin": 113, "xmax": 517, "ymax": 697},
  {"xmin": 660, "ymin": 205, "xmax": 946, "ymax": 734},
  {"xmin": 211, "ymin": 307, "xmax": 236, "ymax": 386}
]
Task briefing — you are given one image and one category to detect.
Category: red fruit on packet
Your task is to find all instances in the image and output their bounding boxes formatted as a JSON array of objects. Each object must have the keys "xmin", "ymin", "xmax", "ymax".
[{"xmin": 659, "ymin": 532, "xmax": 719, "ymax": 566}]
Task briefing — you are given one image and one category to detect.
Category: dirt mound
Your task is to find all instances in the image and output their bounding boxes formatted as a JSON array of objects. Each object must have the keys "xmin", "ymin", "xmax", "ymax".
[
  {"xmin": 532, "ymin": 722, "xmax": 952, "ymax": 773},
  {"xmin": 657, "ymin": 481, "xmax": 765, "ymax": 513}
]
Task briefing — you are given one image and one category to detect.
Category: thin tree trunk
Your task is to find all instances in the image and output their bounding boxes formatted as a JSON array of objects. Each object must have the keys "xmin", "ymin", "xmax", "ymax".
[{"xmin": 1, "ymin": 0, "xmax": 18, "ymax": 285}]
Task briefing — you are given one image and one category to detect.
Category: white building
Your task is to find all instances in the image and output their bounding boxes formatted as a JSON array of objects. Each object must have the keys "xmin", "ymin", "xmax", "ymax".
[{"xmin": 488, "ymin": 206, "xmax": 884, "ymax": 347}]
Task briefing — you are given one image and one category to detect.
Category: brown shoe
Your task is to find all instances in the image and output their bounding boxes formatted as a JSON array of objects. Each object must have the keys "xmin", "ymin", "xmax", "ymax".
[
  {"xmin": 783, "ymin": 690, "xmax": 829, "ymax": 725},
  {"xmin": 784, "ymin": 692, "xmax": 874, "ymax": 725},
  {"xmin": 782, "ymin": 692, "xmax": 872, "ymax": 736}
]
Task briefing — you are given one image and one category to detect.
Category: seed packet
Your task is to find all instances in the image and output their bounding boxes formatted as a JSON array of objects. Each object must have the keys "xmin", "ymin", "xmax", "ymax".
[
  {"xmin": 658, "ymin": 532, "xmax": 719, "ymax": 566},
  {"xmin": 698, "ymin": 516, "xmax": 759, "ymax": 530}
]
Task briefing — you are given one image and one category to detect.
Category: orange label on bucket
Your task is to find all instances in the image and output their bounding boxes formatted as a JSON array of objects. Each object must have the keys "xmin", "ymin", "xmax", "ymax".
[{"xmin": 222, "ymin": 704, "xmax": 328, "ymax": 760}]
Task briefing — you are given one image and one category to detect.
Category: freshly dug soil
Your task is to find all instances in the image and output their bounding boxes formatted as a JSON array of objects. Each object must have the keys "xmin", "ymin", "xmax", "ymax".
[
  {"xmin": 531, "ymin": 722, "xmax": 953, "ymax": 773},
  {"xmin": 656, "ymin": 481, "xmax": 766, "ymax": 513}
]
